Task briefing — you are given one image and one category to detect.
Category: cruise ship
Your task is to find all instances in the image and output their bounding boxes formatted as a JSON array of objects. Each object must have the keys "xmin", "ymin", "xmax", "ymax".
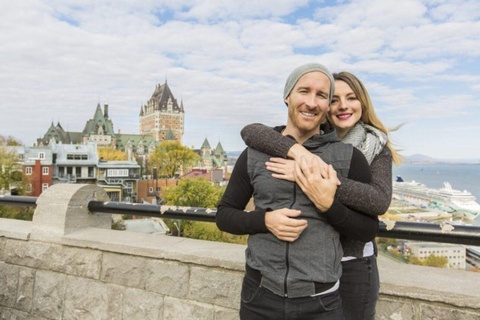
[{"xmin": 393, "ymin": 177, "xmax": 480, "ymax": 220}]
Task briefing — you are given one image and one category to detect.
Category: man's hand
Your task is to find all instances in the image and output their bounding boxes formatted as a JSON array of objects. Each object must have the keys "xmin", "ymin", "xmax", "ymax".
[
  {"xmin": 266, "ymin": 158, "xmax": 296, "ymax": 182},
  {"xmin": 265, "ymin": 208, "xmax": 308, "ymax": 242},
  {"xmin": 295, "ymin": 156, "xmax": 338, "ymax": 212}
]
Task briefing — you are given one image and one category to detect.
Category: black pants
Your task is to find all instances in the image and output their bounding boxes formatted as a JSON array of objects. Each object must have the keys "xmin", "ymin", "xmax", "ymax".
[
  {"xmin": 240, "ymin": 275, "xmax": 344, "ymax": 320},
  {"xmin": 339, "ymin": 255, "xmax": 380, "ymax": 320}
]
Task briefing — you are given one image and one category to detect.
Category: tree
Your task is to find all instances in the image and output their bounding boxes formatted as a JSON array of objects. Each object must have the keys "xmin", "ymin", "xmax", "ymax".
[
  {"xmin": 161, "ymin": 177, "xmax": 244, "ymax": 243},
  {"xmin": 424, "ymin": 254, "xmax": 448, "ymax": 268},
  {"xmin": 164, "ymin": 177, "xmax": 223, "ymax": 208},
  {"xmin": 0, "ymin": 145, "xmax": 23, "ymax": 193},
  {"xmin": 98, "ymin": 147, "xmax": 127, "ymax": 160},
  {"xmin": 0, "ymin": 135, "xmax": 23, "ymax": 146},
  {"xmin": 149, "ymin": 141, "xmax": 200, "ymax": 178}
]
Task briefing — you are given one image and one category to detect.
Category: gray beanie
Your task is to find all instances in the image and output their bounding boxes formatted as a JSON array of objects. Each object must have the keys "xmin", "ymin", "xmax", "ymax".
[{"xmin": 283, "ymin": 63, "xmax": 335, "ymax": 103}]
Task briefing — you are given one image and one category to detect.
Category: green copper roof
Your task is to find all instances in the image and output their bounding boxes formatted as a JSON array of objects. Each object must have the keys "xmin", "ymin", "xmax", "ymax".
[
  {"xmin": 201, "ymin": 138, "xmax": 211, "ymax": 149},
  {"xmin": 82, "ymin": 103, "xmax": 115, "ymax": 136}
]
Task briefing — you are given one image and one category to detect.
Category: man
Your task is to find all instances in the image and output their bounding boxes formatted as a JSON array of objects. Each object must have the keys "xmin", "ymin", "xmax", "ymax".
[{"xmin": 216, "ymin": 63, "xmax": 378, "ymax": 319}]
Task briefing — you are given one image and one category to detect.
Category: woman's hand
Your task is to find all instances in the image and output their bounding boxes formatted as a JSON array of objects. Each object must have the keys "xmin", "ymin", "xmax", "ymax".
[
  {"xmin": 288, "ymin": 144, "xmax": 341, "ymax": 185},
  {"xmin": 266, "ymin": 158, "xmax": 296, "ymax": 182},
  {"xmin": 294, "ymin": 156, "xmax": 338, "ymax": 212}
]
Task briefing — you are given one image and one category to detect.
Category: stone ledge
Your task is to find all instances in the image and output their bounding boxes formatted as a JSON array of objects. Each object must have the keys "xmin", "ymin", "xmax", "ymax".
[
  {"xmin": 61, "ymin": 227, "xmax": 246, "ymax": 271},
  {"xmin": 378, "ymin": 254, "xmax": 480, "ymax": 309},
  {"xmin": 0, "ymin": 218, "xmax": 31, "ymax": 240}
]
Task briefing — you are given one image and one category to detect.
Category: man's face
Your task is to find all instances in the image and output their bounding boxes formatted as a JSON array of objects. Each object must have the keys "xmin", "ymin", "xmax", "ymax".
[{"xmin": 284, "ymin": 71, "xmax": 331, "ymax": 139}]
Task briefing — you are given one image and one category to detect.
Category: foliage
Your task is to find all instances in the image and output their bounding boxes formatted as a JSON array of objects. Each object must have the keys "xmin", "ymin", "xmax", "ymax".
[
  {"xmin": 164, "ymin": 177, "xmax": 223, "ymax": 208},
  {"xmin": 0, "ymin": 145, "xmax": 24, "ymax": 192},
  {"xmin": 408, "ymin": 253, "xmax": 448, "ymax": 268},
  {"xmin": 149, "ymin": 141, "xmax": 200, "ymax": 178},
  {"xmin": 376, "ymin": 237, "xmax": 397, "ymax": 249},
  {"xmin": 0, "ymin": 135, "xmax": 23, "ymax": 146},
  {"xmin": 98, "ymin": 147, "xmax": 127, "ymax": 160},
  {"xmin": 183, "ymin": 221, "xmax": 247, "ymax": 244},
  {"xmin": 0, "ymin": 205, "xmax": 34, "ymax": 221},
  {"xmin": 162, "ymin": 177, "xmax": 235, "ymax": 242}
]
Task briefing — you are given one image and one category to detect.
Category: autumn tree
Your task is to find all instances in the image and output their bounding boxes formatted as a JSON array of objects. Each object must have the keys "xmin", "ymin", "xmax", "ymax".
[
  {"xmin": 149, "ymin": 141, "xmax": 200, "ymax": 178},
  {"xmin": 424, "ymin": 254, "xmax": 448, "ymax": 268},
  {"xmin": 0, "ymin": 135, "xmax": 23, "ymax": 146},
  {"xmin": 98, "ymin": 147, "xmax": 127, "ymax": 160}
]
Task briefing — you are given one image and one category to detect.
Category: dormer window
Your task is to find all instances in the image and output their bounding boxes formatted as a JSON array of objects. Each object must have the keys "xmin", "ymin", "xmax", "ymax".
[{"xmin": 39, "ymin": 152, "xmax": 45, "ymax": 159}]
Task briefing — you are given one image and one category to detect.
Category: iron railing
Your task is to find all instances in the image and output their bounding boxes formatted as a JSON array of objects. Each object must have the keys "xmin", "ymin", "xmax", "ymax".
[{"xmin": 1, "ymin": 195, "xmax": 480, "ymax": 246}]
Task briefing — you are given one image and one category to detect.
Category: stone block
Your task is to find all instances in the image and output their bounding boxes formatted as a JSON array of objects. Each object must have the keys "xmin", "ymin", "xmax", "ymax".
[
  {"xmin": 15, "ymin": 267, "xmax": 35, "ymax": 312},
  {"xmin": 145, "ymin": 259, "xmax": 189, "ymax": 297},
  {"xmin": 123, "ymin": 288, "xmax": 163, "ymax": 320},
  {"xmin": 188, "ymin": 267, "xmax": 242, "ymax": 309},
  {"xmin": 31, "ymin": 184, "xmax": 111, "ymax": 243},
  {"xmin": 376, "ymin": 297, "xmax": 414, "ymax": 320},
  {"xmin": 32, "ymin": 270, "xmax": 66, "ymax": 319},
  {"xmin": 4, "ymin": 240, "xmax": 52, "ymax": 269},
  {"xmin": 0, "ymin": 307, "xmax": 49, "ymax": 320},
  {"xmin": 50, "ymin": 245, "xmax": 102, "ymax": 279},
  {"xmin": 164, "ymin": 297, "xmax": 214, "ymax": 320},
  {"xmin": 64, "ymin": 276, "xmax": 124, "ymax": 320},
  {"xmin": 420, "ymin": 303, "xmax": 480, "ymax": 320},
  {"xmin": 101, "ymin": 252, "xmax": 147, "ymax": 288},
  {"xmin": 0, "ymin": 262, "xmax": 18, "ymax": 307},
  {"xmin": 214, "ymin": 306, "xmax": 239, "ymax": 320}
]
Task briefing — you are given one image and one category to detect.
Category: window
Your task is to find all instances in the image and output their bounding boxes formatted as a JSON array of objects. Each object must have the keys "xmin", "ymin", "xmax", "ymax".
[
  {"xmin": 67, "ymin": 154, "xmax": 74, "ymax": 160},
  {"xmin": 107, "ymin": 169, "xmax": 129, "ymax": 177},
  {"xmin": 88, "ymin": 167, "xmax": 94, "ymax": 178},
  {"xmin": 149, "ymin": 187, "xmax": 154, "ymax": 193},
  {"xmin": 42, "ymin": 183, "xmax": 49, "ymax": 191},
  {"xmin": 26, "ymin": 184, "xmax": 32, "ymax": 193},
  {"xmin": 76, "ymin": 167, "xmax": 81, "ymax": 177},
  {"xmin": 25, "ymin": 167, "xmax": 32, "ymax": 175},
  {"xmin": 42, "ymin": 167, "xmax": 49, "ymax": 175},
  {"xmin": 39, "ymin": 152, "xmax": 45, "ymax": 159},
  {"xmin": 82, "ymin": 155, "xmax": 88, "ymax": 160}
]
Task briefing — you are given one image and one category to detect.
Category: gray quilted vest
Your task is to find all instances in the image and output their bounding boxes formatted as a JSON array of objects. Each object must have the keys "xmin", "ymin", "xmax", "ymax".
[{"xmin": 246, "ymin": 126, "xmax": 353, "ymax": 298}]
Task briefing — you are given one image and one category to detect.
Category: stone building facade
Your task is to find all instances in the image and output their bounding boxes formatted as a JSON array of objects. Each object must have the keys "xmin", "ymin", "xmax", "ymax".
[{"xmin": 139, "ymin": 81, "xmax": 185, "ymax": 144}]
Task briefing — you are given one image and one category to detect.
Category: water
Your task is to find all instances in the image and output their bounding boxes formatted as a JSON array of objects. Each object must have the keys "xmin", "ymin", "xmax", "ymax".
[{"xmin": 392, "ymin": 163, "xmax": 480, "ymax": 226}]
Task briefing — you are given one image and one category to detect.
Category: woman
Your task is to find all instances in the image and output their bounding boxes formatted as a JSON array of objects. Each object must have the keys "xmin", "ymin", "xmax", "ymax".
[{"xmin": 241, "ymin": 71, "xmax": 402, "ymax": 320}]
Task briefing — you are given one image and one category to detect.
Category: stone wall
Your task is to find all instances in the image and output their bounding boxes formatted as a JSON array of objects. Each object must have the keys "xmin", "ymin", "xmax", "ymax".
[{"xmin": 1, "ymin": 184, "xmax": 480, "ymax": 320}]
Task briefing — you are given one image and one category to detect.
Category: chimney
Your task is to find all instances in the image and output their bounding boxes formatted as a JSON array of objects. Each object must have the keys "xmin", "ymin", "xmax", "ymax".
[
  {"xmin": 104, "ymin": 104, "xmax": 109, "ymax": 118},
  {"xmin": 118, "ymin": 129, "xmax": 121, "ymax": 137}
]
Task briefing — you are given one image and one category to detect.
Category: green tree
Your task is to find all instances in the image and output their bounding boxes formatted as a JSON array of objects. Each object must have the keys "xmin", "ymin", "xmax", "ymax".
[
  {"xmin": 0, "ymin": 145, "xmax": 23, "ymax": 192},
  {"xmin": 162, "ymin": 177, "xmax": 244, "ymax": 243},
  {"xmin": 164, "ymin": 177, "xmax": 223, "ymax": 208},
  {"xmin": 149, "ymin": 141, "xmax": 200, "ymax": 178}
]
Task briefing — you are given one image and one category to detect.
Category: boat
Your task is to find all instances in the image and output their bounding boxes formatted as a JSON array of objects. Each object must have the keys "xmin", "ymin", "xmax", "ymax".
[{"xmin": 393, "ymin": 176, "xmax": 480, "ymax": 220}]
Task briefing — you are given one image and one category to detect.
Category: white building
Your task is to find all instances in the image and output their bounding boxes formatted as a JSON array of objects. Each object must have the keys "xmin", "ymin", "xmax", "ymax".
[{"xmin": 406, "ymin": 241, "xmax": 466, "ymax": 269}]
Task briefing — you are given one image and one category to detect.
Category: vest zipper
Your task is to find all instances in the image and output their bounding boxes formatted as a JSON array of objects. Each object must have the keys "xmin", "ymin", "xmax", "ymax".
[{"xmin": 284, "ymin": 182, "xmax": 297, "ymax": 298}]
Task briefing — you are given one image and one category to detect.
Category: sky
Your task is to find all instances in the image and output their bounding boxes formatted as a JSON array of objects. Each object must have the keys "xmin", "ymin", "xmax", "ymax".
[{"xmin": 1, "ymin": 0, "xmax": 479, "ymax": 159}]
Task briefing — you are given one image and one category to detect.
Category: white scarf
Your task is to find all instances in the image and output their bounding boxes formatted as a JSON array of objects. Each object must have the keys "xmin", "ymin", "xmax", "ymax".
[{"xmin": 342, "ymin": 121, "xmax": 387, "ymax": 165}]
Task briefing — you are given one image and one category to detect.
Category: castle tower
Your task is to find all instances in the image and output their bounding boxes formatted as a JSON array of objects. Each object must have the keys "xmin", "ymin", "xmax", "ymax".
[{"xmin": 139, "ymin": 81, "xmax": 185, "ymax": 144}]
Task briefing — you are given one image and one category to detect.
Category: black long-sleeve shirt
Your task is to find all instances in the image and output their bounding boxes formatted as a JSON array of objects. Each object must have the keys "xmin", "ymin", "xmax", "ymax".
[{"xmin": 216, "ymin": 147, "xmax": 379, "ymax": 242}]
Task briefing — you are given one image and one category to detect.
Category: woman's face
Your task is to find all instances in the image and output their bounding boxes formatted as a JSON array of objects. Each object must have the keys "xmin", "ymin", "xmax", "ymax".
[{"xmin": 328, "ymin": 80, "xmax": 362, "ymax": 138}]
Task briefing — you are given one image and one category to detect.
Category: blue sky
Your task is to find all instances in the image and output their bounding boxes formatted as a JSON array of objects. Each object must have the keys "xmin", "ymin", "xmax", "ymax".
[{"xmin": 0, "ymin": 0, "xmax": 479, "ymax": 159}]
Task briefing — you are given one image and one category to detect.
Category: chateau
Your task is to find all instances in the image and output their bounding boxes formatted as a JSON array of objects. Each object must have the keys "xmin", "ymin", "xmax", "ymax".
[{"xmin": 139, "ymin": 80, "xmax": 185, "ymax": 144}]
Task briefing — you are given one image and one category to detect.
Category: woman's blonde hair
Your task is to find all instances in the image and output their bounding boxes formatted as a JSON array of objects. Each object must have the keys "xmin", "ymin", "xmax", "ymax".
[{"xmin": 333, "ymin": 71, "xmax": 403, "ymax": 165}]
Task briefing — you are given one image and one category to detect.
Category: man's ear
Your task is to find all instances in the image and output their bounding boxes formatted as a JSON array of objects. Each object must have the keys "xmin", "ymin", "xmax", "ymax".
[{"xmin": 284, "ymin": 98, "xmax": 289, "ymax": 107}]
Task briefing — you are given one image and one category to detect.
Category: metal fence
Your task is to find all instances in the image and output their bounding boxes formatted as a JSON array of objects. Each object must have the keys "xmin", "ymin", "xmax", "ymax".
[{"xmin": 1, "ymin": 195, "xmax": 480, "ymax": 246}]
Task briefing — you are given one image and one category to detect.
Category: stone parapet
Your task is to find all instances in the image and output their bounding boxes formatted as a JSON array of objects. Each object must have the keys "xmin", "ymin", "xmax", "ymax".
[{"xmin": 1, "ymin": 184, "xmax": 480, "ymax": 319}]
